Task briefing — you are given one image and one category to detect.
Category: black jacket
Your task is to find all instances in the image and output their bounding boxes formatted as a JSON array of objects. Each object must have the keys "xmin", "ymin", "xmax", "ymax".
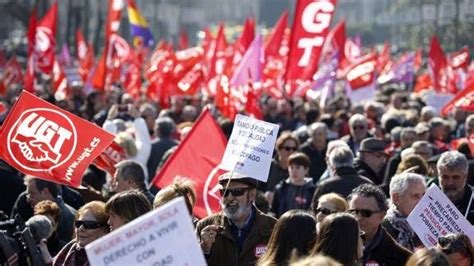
[
  {"xmin": 298, "ymin": 141, "xmax": 327, "ymax": 183},
  {"xmin": 312, "ymin": 166, "xmax": 373, "ymax": 208},
  {"xmin": 354, "ymin": 158, "xmax": 384, "ymax": 185},
  {"xmin": 363, "ymin": 226, "xmax": 412, "ymax": 266}
]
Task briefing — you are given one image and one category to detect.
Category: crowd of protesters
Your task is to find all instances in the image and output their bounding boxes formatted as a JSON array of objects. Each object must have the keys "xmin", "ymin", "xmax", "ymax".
[{"xmin": 0, "ymin": 67, "xmax": 473, "ymax": 266}]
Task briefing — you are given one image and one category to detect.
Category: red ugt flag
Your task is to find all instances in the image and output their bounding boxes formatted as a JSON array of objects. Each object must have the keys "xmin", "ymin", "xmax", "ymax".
[
  {"xmin": 286, "ymin": 0, "xmax": 337, "ymax": 82},
  {"xmin": 0, "ymin": 91, "xmax": 114, "ymax": 188},
  {"xmin": 151, "ymin": 108, "xmax": 227, "ymax": 218}
]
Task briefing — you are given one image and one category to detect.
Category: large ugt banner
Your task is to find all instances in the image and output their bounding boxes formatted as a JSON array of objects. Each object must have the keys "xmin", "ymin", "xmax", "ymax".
[
  {"xmin": 0, "ymin": 91, "xmax": 114, "ymax": 188},
  {"xmin": 286, "ymin": 0, "xmax": 337, "ymax": 82}
]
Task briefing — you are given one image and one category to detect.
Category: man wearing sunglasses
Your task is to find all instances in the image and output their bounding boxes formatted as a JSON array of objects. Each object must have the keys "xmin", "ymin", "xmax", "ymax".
[
  {"xmin": 348, "ymin": 184, "xmax": 412, "ymax": 265},
  {"xmin": 196, "ymin": 172, "xmax": 276, "ymax": 266}
]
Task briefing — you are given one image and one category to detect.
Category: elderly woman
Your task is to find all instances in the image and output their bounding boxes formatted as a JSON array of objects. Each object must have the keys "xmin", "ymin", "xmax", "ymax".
[
  {"xmin": 106, "ymin": 190, "xmax": 151, "ymax": 231},
  {"xmin": 313, "ymin": 193, "xmax": 348, "ymax": 232},
  {"xmin": 382, "ymin": 173, "xmax": 426, "ymax": 251},
  {"xmin": 53, "ymin": 201, "xmax": 109, "ymax": 266}
]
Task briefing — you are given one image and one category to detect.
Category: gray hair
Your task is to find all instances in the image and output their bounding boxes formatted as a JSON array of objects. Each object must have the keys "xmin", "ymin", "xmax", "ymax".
[
  {"xmin": 115, "ymin": 160, "xmax": 147, "ymax": 189},
  {"xmin": 155, "ymin": 117, "xmax": 176, "ymax": 138},
  {"xmin": 389, "ymin": 173, "xmax": 426, "ymax": 196},
  {"xmin": 326, "ymin": 140, "xmax": 350, "ymax": 157},
  {"xmin": 421, "ymin": 106, "xmax": 437, "ymax": 118},
  {"xmin": 437, "ymin": 151, "xmax": 468, "ymax": 174},
  {"xmin": 328, "ymin": 146, "xmax": 354, "ymax": 169},
  {"xmin": 308, "ymin": 122, "xmax": 328, "ymax": 135},
  {"xmin": 401, "ymin": 127, "xmax": 417, "ymax": 139},
  {"xmin": 26, "ymin": 215, "xmax": 52, "ymax": 244},
  {"xmin": 349, "ymin": 114, "xmax": 368, "ymax": 128}
]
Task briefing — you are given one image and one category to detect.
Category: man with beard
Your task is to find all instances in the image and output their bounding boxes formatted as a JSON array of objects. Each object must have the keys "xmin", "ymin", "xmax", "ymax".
[
  {"xmin": 196, "ymin": 172, "xmax": 277, "ymax": 265},
  {"xmin": 437, "ymin": 151, "xmax": 474, "ymax": 224}
]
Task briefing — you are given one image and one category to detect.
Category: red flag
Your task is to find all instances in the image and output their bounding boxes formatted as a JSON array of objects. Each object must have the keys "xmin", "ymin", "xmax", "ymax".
[
  {"xmin": 92, "ymin": 0, "xmax": 124, "ymax": 90},
  {"xmin": 450, "ymin": 47, "xmax": 470, "ymax": 70},
  {"xmin": 245, "ymin": 83, "xmax": 263, "ymax": 120},
  {"xmin": 0, "ymin": 50, "xmax": 6, "ymax": 68},
  {"xmin": 429, "ymin": 36, "xmax": 456, "ymax": 94},
  {"xmin": 232, "ymin": 17, "xmax": 255, "ymax": 68},
  {"xmin": 92, "ymin": 141, "xmax": 126, "ymax": 177},
  {"xmin": 377, "ymin": 41, "xmax": 391, "ymax": 72},
  {"xmin": 0, "ymin": 91, "xmax": 114, "ymax": 187},
  {"xmin": 151, "ymin": 108, "xmax": 227, "ymax": 218},
  {"xmin": 321, "ymin": 20, "xmax": 346, "ymax": 65},
  {"xmin": 286, "ymin": 0, "xmax": 336, "ymax": 82},
  {"xmin": 262, "ymin": 12, "xmax": 289, "ymax": 99},
  {"xmin": 52, "ymin": 59, "xmax": 68, "ymax": 101},
  {"xmin": 24, "ymin": 8, "xmax": 37, "ymax": 93},
  {"xmin": 34, "ymin": 1, "xmax": 57, "ymax": 75},
  {"xmin": 346, "ymin": 52, "xmax": 377, "ymax": 90},
  {"xmin": 1, "ymin": 55, "xmax": 23, "ymax": 95},
  {"xmin": 179, "ymin": 31, "xmax": 189, "ymax": 50},
  {"xmin": 264, "ymin": 11, "xmax": 288, "ymax": 59},
  {"xmin": 207, "ymin": 24, "xmax": 227, "ymax": 81},
  {"xmin": 76, "ymin": 29, "xmax": 94, "ymax": 82},
  {"xmin": 441, "ymin": 84, "xmax": 474, "ymax": 116},
  {"xmin": 414, "ymin": 48, "xmax": 423, "ymax": 72},
  {"xmin": 414, "ymin": 73, "xmax": 433, "ymax": 93}
]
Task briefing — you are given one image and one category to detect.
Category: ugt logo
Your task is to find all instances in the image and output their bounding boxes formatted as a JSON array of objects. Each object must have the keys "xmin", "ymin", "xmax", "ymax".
[{"xmin": 7, "ymin": 108, "xmax": 77, "ymax": 172}]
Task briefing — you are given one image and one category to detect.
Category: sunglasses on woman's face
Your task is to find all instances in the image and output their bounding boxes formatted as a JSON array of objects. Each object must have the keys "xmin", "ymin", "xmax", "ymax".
[
  {"xmin": 315, "ymin": 207, "xmax": 336, "ymax": 215},
  {"xmin": 75, "ymin": 220, "xmax": 107, "ymax": 230},
  {"xmin": 438, "ymin": 236, "xmax": 471, "ymax": 257},
  {"xmin": 281, "ymin": 146, "xmax": 297, "ymax": 152}
]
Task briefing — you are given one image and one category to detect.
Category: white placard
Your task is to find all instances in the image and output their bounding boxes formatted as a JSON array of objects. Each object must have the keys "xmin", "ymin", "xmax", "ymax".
[
  {"xmin": 424, "ymin": 90, "xmax": 455, "ymax": 115},
  {"xmin": 407, "ymin": 185, "xmax": 474, "ymax": 247},
  {"xmin": 85, "ymin": 197, "xmax": 206, "ymax": 266},
  {"xmin": 220, "ymin": 114, "xmax": 279, "ymax": 182}
]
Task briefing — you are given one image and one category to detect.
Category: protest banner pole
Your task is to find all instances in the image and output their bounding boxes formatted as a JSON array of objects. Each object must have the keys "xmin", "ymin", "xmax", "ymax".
[{"xmin": 465, "ymin": 193, "xmax": 473, "ymax": 218}]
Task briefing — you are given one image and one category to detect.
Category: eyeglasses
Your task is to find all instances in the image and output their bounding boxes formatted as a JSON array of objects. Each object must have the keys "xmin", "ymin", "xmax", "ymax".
[
  {"xmin": 438, "ymin": 236, "xmax": 471, "ymax": 257},
  {"xmin": 348, "ymin": 209, "xmax": 382, "ymax": 218},
  {"xmin": 352, "ymin": 125, "xmax": 366, "ymax": 130},
  {"xmin": 315, "ymin": 207, "xmax": 336, "ymax": 215},
  {"xmin": 281, "ymin": 146, "xmax": 297, "ymax": 152},
  {"xmin": 75, "ymin": 220, "xmax": 107, "ymax": 230},
  {"xmin": 219, "ymin": 187, "xmax": 249, "ymax": 197}
]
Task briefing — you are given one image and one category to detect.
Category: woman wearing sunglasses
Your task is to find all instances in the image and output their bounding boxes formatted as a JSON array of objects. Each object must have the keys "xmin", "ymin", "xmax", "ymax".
[
  {"xmin": 313, "ymin": 193, "xmax": 348, "ymax": 232},
  {"xmin": 53, "ymin": 201, "xmax": 109, "ymax": 266},
  {"xmin": 437, "ymin": 233, "xmax": 473, "ymax": 266}
]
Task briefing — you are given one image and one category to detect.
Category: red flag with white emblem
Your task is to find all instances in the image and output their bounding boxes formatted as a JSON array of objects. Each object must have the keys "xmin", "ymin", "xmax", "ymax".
[
  {"xmin": 34, "ymin": 1, "xmax": 57, "ymax": 75},
  {"xmin": 151, "ymin": 108, "xmax": 227, "ymax": 218},
  {"xmin": 0, "ymin": 91, "xmax": 114, "ymax": 187},
  {"xmin": 1, "ymin": 55, "xmax": 23, "ymax": 95},
  {"xmin": 285, "ymin": 0, "xmax": 337, "ymax": 94}
]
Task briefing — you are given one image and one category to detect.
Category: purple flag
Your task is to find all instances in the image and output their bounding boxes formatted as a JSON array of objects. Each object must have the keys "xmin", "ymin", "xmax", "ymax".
[
  {"xmin": 378, "ymin": 52, "xmax": 415, "ymax": 84},
  {"xmin": 58, "ymin": 43, "xmax": 72, "ymax": 67},
  {"xmin": 307, "ymin": 51, "xmax": 339, "ymax": 109},
  {"xmin": 230, "ymin": 34, "xmax": 263, "ymax": 87}
]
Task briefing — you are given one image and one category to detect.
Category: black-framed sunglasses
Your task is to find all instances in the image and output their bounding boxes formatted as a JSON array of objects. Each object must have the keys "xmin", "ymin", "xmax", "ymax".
[
  {"xmin": 348, "ymin": 209, "xmax": 382, "ymax": 218},
  {"xmin": 315, "ymin": 207, "xmax": 336, "ymax": 215},
  {"xmin": 281, "ymin": 146, "xmax": 297, "ymax": 152},
  {"xmin": 219, "ymin": 187, "xmax": 249, "ymax": 197},
  {"xmin": 438, "ymin": 236, "xmax": 471, "ymax": 257},
  {"xmin": 75, "ymin": 220, "xmax": 107, "ymax": 230},
  {"xmin": 352, "ymin": 125, "xmax": 366, "ymax": 130}
]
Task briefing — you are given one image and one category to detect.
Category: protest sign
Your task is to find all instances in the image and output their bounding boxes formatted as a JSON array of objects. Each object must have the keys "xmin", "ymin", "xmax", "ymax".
[
  {"xmin": 0, "ymin": 91, "xmax": 114, "ymax": 188},
  {"xmin": 407, "ymin": 184, "xmax": 474, "ymax": 247},
  {"xmin": 220, "ymin": 114, "xmax": 279, "ymax": 182},
  {"xmin": 86, "ymin": 197, "xmax": 206, "ymax": 266}
]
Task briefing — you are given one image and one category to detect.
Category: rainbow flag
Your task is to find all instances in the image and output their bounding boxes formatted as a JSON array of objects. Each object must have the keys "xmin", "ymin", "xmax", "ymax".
[{"xmin": 127, "ymin": 0, "xmax": 154, "ymax": 47}]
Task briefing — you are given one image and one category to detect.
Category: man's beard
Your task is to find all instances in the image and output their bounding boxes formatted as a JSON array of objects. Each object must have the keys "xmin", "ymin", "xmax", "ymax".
[
  {"xmin": 220, "ymin": 199, "xmax": 251, "ymax": 221},
  {"xmin": 442, "ymin": 186, "xmax": 463, "ymax": 201}
]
